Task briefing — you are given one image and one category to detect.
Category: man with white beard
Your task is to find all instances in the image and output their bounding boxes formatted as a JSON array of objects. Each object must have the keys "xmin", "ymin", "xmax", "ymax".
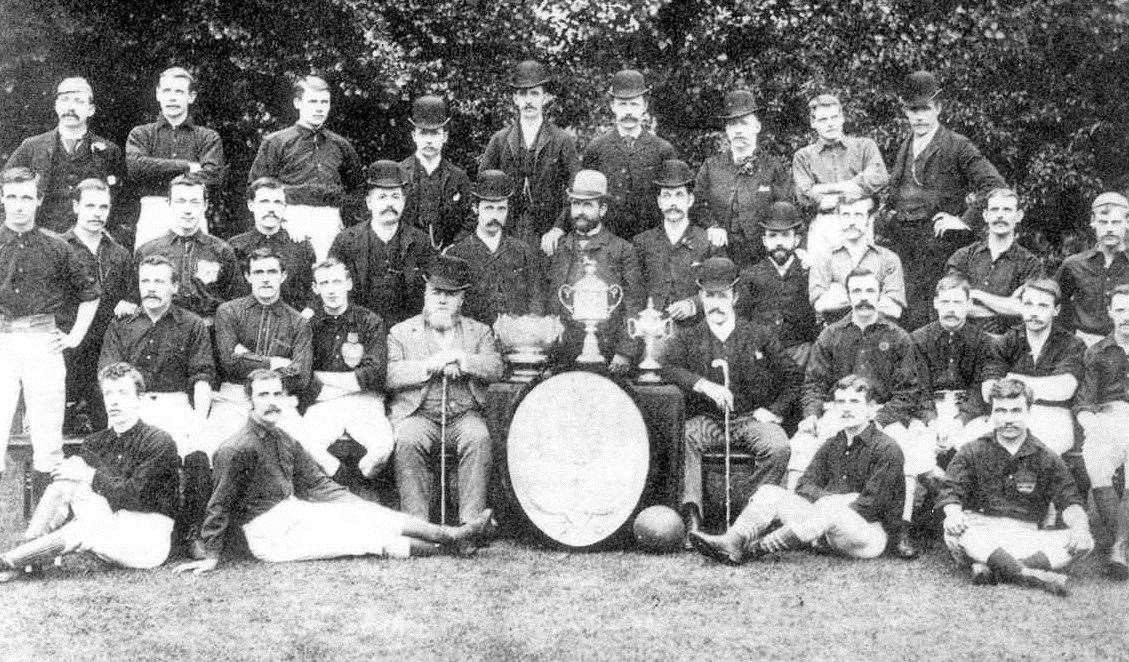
[{"xmin": 388, "ymin": 255, "xmax": 503, "ymax": 528}]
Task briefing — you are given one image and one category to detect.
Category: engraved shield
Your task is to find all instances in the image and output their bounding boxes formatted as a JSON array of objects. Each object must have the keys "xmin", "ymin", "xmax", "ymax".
[{"xmin": 506, "ymin": 371, "xmax": 650, "ymax": 548}]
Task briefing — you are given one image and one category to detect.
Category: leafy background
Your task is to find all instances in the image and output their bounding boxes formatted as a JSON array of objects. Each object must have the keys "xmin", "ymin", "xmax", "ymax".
[{"xmin": 1, "ymin": 0, "xmax": 1127, "ymax": 249}]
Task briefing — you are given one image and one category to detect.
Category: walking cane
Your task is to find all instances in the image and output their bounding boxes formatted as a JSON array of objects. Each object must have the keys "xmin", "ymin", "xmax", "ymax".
[
  {"xmin": 711, "ymin": 358, "xmax": 732, "ymax": 525},
  {"xmin": 440, "ymin": 373, "xmax": 449, "ymax": 525}
]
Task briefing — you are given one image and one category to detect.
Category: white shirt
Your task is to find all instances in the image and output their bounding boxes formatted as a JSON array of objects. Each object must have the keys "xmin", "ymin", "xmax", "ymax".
[
  {"xmin": 477, "ymin": 229, "xmax": 502, "ymax": 254},
  {"xmin": 707, "ymin": 317, "xmax": 735, "ymax": 343},
  {"xmin": 617, "ymin": 125, "xmax": 643, "ymax": 141},
  {"xmin": 519, "ymin": 117, "xmax": 543, "ymax": 150},
  {"xmin": 912, "ymin": 125, "xmax": 940, "ymax": 158}
]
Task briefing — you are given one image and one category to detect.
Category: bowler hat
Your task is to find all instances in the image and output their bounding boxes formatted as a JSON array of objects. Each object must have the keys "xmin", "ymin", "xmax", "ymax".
[
  {"xmin": 471, "ymin": 170, "xmax": 514, "ymax": 201},
  {"xmin": 366, "ymin": 159, "xmax": 407, "ymax": 189},
  {"xmin": 509, "ymin": 60, "xmax": 550, "ymax": 90},
  {"xmin": 567, "ymin": 169, "xmax": 609, "ymax": 200},
  {"xmin": 653, "ymin": 159, "xmax": 694, "ymax": 188},
  {"xmin": 609, "ymin": 69, "xmax": 650, "ymax": 99},
  {"xmin": 718, "ymin": 89, "xmax": 758, "ymax": 120},
  {"xmin": 758, "ymin": 201, "xmax": 804, "ymax": 230},
  {"xmin": 425, "ymin": 254, "xmax": 473, "ymax": 291},
  {"xmin": 696, "ymin": 256, "xmax": 740, "ymax": 290},
  {"xmin": 1092, "ymin": 192, "xmax": 1129, "ymax": 210},
  {"xmin": 409, "ymin": 95, "xmax": 450, "ymax": 129},
  {"xmin": 56, "ymin": 77, "xmax": 93, "ymax": 98},
  {"xmin": 899, "ymin": 71, "xmax": 941, "ymax": 107}
]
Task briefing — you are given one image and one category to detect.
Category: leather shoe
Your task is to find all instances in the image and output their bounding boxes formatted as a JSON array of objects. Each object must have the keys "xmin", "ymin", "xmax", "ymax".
[
  {"xmin": 895, "ymin": 522, "xmax": 918, "ymax": 559},
  {"xmin": 970, "ymin": 562, "xmax": 997, "ymax": 585},
  {"xmin": 688, "ymin": 530, "xmax": 746, "ymax": 566}
]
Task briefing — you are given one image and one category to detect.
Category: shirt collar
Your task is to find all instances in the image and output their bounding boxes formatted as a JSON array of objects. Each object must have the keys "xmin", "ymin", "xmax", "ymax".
[
  {"xmin": 415, "ymin": 153, "xmax": 442, "ymax": 175},
  {"xmin": 295, "ymin": 122, "xmax": 325, "ymax": 137},
  {"xmin": 159, "ymin": 115, "xmax": 195, "ymax": 129},
  {"xmin": 617, "ymin": 125, "xmax": 643, "ymax": 141},
  {"xmin": 663, "ymin": 219, "xmax": 690, "ymax": 245},
  {"xmin": 0, "ymin": 224, "xmax": 37, "ymax": 240},
  {"xmin": 839, "ymin": 422, "xmax": 877, "ymax": 447},
  {"xmin": 111, "ymin": 419, "xmax": 145, "ymax": 441},
  {"xmin": 817, "ymin": 136, "xmax": 846, "ymax": 151},
  {"xmin": 707, "ymin": 317, "xmax": 736, "ymax": 341}
]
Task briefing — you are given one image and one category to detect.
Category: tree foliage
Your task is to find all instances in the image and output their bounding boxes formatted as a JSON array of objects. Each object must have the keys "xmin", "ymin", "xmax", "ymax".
[{"xmin": 1, "ymin": 0, "xmax": 1126, "ymax": 240}]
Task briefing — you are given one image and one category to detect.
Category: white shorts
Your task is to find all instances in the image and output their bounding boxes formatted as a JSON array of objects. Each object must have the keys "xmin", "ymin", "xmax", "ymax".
[
  {"xmin": 139, "ymin": 391, "xmax": 198, "ymax": 455},
  {"xmin": 303, "ymin": 389, "xmax": 394, "ymax": 467},
  {"xmin": 243, "ymin": 496, "xmax": 409, "ymax": 563},
  {"xmin": 1080, "ymin": 401, "xmax": 1129, "ymax": 487},
  {"xmin": 283, "ymin": 205, "xmax": 341, "ymax": 262}
]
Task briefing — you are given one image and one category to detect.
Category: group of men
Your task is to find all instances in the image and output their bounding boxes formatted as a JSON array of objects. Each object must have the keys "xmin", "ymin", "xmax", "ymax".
[{"xmin": 1, "ymin": 61, "xmax": 1127, "ymax": 598}]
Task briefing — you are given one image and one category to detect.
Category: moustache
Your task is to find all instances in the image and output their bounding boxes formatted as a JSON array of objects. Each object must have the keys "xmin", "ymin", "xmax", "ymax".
[
  {"xmin": 264, "ymin": 406, "xmax": 281, "ymax": 415},
  {"xmin": 853, "ymin": 300, "xmax": 876, "ymax": 310},
  {"xmin": 381, "ymin": 207, "xmax": 399, "ymax": 215},
  {"xmin": 618, "ymin": 114, "xmax": 639, "ymax": 122}
]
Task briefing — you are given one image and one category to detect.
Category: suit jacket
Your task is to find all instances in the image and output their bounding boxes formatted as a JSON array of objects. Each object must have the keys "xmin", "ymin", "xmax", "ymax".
[
  {"xmin": 479, "ymin": 120, "xmax": 579, "ymax": 240},
  {"xmin": 399, "ymin": 155, "xmax": 472, "ymax": 250},
  {"xmin": 885, "ymin": 125, "xmax": 1005, "ymax": 229},
  {"xmin": 328, "ymin": 222, "xmax": 434, "ymax": 326},
  {"xmin": 631, "ymin": 224, "xmax": 718, "ymax": 325},
  {"xmin": 386, "ymin": 314, "xmax": 503, "ymax": 423},
  {"xmin": 5, "ymin": 129, "xmax": 125, "ymax": 232},
  {"xmin": 659, "ymin": 318, "xmax": 802, "ymax": 420},
  {"xmin": 547, "ymin": 227, "xmax": 645, "ymax": 360},
  {"xmin": 582, "ymin": 129, "xmax": 677, "ymax": 239}
]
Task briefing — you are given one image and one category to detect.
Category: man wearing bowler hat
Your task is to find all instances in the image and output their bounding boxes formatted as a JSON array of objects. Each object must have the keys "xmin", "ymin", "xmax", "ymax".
[
  {"xmin": 6, "ymin": 77, "xmax": 125, "ymax": 236},
  {"xmin": 445, "ymin": 170, "xmax": 546, "ymax": 325},
  {"xmin": 883, "ymin": 70, "xmax": 1005, "ymax": 329},
  {"xmin": 582, "ymin": 69, "xmax": 678, "ymax": 240},
  {"xmin": 738, "ymin": 201, "xmax": 818, "ymax": 367},
  {"xmin": 399, "ymin": 95, "xmax": 472, "ymax": 251},
  {"xmin": 480, "ymin": 59, "xmax": 579, "ymax": 257},
  {"xmin": 329, "ymin": 159, "xmax": 435, "ymax": 326},
  {"xmin": 632, "ymin": 159, "xmax": 719, "ymax": 330},
  {"xmin": 547, "ymin": 169, "xmax": 644, "ymax": 373},
  {"xmin": 388, "ymin": 255, "xmax": 503, "ymax": 528},
  {"xmin": 694, "ymin": 89, "xmax": 792, "ymax": 269},
  {"xmin": 660, "ymin": 256, "xmax": 798, "ymax": 536}
]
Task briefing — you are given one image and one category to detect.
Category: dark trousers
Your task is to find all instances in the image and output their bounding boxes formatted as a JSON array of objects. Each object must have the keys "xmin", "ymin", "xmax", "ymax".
[
  {"xmin": 889, "ymin": 221, "xmax": 976, "ymax": 330},
  {"xmin": 63, "ymin": 336, "xmax": 107, "ymax": 432},
  {"xmin": 394, "ymin": 410, "xmax": 492, "ymax": 524}
]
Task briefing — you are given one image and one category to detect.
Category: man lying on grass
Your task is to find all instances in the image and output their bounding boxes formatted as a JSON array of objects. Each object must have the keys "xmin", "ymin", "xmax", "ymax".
[
  {"xmin": 690, "ymin": 374, "xmax": 905, "ymax": 564},
  {"xmin": 173, "ymin": 368, "xmax": 492, "ymax": 575},
  {"xmin": 938, "ymin": 378, "xmax": 1093, "ymax": 596},
  {"xmin": 0, "ymin": 363, "xmax": 180, "ymax": 581}
]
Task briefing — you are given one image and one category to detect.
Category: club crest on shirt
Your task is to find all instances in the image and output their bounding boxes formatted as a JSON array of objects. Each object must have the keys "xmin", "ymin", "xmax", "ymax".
[
  {"xmin": 341, "ymin": 331, "xmax": 363, "ymax": 368},
  {"xmin": 1014, "ymin": 469, "xmax": 1037, "ymax": 495},
  {"xmin": 878, "ymin": 341, "xmax": 890, "ymax": 352}
]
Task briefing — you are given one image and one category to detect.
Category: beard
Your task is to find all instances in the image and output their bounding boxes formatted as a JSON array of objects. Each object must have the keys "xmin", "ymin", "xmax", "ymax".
[
  {"xmin": 768, "ymin": 247, "xmax": 792, "ymax": 264},
  {"xmin": 424, "ymin": 308, "xmax": 457, "ymax": 330}
]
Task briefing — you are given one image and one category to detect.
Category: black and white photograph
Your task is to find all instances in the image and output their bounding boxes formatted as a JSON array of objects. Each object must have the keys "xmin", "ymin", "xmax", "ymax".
[{"xmin": 0, "ymin": 0, "xmax": 1127, "ymax": 659}]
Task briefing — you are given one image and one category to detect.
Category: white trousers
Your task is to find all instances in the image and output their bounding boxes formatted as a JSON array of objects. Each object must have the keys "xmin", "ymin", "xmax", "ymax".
[
  {"xmin": 732, "ymin": 485, "xmax": 887, "ymax": 559},
  {"xmin": 139, "ymin": 392, "xmax": 200, "ymax": 456},
  {"xmin": 1075, "ymin": 330, "xmax": 1104, "ymax": 348},
  {"xmin": 32, "ymin": 482, "xmax": 173, "ymax": 569},
  {"xmin": 944, "ymin": 513, "xmax": 1084, "ymax": 571},
  {"xmin": 302, "ymin": 390, "xmax": 395, "ymax": 473},
  {"xmin": 0, "ymin": 329, "xmax": 65, "ymax": 472},
  {"xmin": 242, "ymin": 496, "xmax": 409, "ymax": 562},
  {"xmin": 134, "ymin": 196, "xmax": 210, "ymax": 249},
  {"xmin": 284, "ymin": 205, "xmax": 341, "ymax": 262},
  {"xmin": 1080, "ymin": 401, "xmax": 1129, "ymax": 487}
]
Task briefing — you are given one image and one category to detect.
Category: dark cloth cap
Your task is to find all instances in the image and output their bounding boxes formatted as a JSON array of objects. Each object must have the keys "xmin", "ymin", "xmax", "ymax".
[
  {"xmin": 899, "ymin": 71, "xmax": 941, "ymax": 107},
  {"xmin": 509, "ymin": 60, "xmax": 551, "ymax": 89},
  {"xmin": 471, "ymin": 170, "xmax": 514, "ymax": 201},
  {"xmin": 758, "ymin": 201, "xmax": 804, "ymax": 230},
  {"xmin": 426, "ymin": 254, "xmax": 473, "ymax": 290},
  {"xmin": 366, "ymin": 159, "xmax": 408, "ymax": 189},
  {"xmin": 609, "ymin": 69, "xmax": 650, "ymax": 99},
  {"xmin": 696, "ymin": 256, "xmax": 740, "ymax": 290},
  {"xmin": 718, "ymin": 89, "xmax": 758, "ymax": 120},
  {"xmin": 653, "ymin": 159, "xmax": 694, "ymax": 188},
  {"xmin": 410, "ymin": 95, "xmax": 450, "ymax": 129}
]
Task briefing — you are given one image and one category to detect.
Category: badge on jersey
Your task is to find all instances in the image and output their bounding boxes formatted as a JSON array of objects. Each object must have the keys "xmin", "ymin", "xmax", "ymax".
[
  {"xmin": 341, "ymin": 331, "xmax": 364, "ymax": 368},
  {"xmin": 1013, "ymin": 469, "xmax": 1037, "ymax": 495},
  {"xmin": 195, "ymin": 259, "xmax": 221, "ymax": 285}
]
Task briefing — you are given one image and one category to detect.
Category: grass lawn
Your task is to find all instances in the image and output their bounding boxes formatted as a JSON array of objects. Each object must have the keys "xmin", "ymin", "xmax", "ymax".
[{"xmin": 0, "ymin": 469, "xmax": 1126, "ymax": 662}]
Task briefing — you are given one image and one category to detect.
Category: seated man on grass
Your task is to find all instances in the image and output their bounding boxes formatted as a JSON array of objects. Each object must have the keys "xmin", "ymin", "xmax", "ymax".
[
  {"xmin": 938, "ymin": 378, "xmax": 1093, "ymax": 596},
  {"xmin": 690, "ymin": 374, "xmax": 904, "ymax": 564},
  {"xmin": 172, "ymin": 368, "xmax": 493, "ymax": 575},
  {"xmin": 0, "ymin": 363, "xmax": 179, "ymax": 581}
]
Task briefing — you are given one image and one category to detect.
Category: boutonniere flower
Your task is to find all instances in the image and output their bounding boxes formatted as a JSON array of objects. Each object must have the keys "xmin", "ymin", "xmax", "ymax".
[
  {"xmin": 879, "ymin": 341, "xmax": 891, "ymax": 352},
  {"xmin": 106, "ymin": 175, "xmax": 118, "ymax": 186}
]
